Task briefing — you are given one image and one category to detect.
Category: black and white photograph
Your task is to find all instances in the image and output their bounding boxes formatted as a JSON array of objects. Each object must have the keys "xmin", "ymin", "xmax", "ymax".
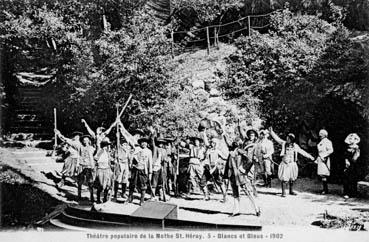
[{"xmin": 0, "ymin": 0, "xmax": 368, "ymax": 241}]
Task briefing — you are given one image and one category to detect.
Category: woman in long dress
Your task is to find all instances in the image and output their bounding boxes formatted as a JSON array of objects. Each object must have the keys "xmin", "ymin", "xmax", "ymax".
[
  {"xmin": 269, "ymin": 128, "xmax": 314, "ymax": 197},
  {"xmin": 343, "ymin": 133, "xmax": 361, "ymax": 199}
]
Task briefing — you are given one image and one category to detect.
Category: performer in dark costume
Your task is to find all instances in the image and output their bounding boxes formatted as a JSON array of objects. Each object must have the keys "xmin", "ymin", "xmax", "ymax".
[
  {"xmin": 224, "ymin": 138, "xmax": 261, "ymax": 217},
  {"xmin": 78, "ymin": 135, "xmax": 96, "ymax": 201},
  {"xmin": 343, "ymin": 133, "xmax": 361, "ymax": 199},
  {"xmin": 94, "ymin": 138, "xmax": 113, "ymax": 203},
  {"xmin": 113, "ymin": 139, "xmax": 132, "ymax": 200}
]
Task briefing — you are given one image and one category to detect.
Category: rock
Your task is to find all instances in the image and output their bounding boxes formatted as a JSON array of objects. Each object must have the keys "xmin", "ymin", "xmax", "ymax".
[
  {"xmin": 209, "ymin": 88, "xmax": 221, "ymax": 97},
  {"xmin": 192, "ymin": 79, "xmax": 205, "ymax": 89},
  {"xmin": 357, "ymin": 181, "xmax": 369, "ymax": 198}
]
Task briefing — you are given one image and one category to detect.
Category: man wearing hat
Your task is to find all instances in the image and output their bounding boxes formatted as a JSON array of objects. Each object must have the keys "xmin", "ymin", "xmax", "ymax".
[
  {"xmin": 54, "ymin": 130, "xmax": 83, "ymax": 189},
  {"xmin": 77, "ymin": 135, "xmax": 96, "ymax": 202},
  {"xmin": 238, "ymin": 121, "xmax": 259, "ymax": 196},
  {"xmin": 94, "ymin": 137, "xmax": 113, "ymax": 203},
  {"xmin": 315, "ymin": 129, "xmax": 334, "ymax": 194},
  {"xmin": 185, "ymin": 133, "xmax": 209, "ymax": 200},
  {"xmin": 204, "ymin": 137, "xmax": 228, "ymax": 202},
  {"xmin": 150, "ymin": 131, "xmax": 169, "ymax": 201},
  {"xmin": 128, "ymin": 136, "xmax": 153, "ymax": 205},
  {"xmin": 164, "ymin": 138, "xmax": 178, "ymax": 196},
  {"xmin": 343, "ymin": 133, "xmax": 361, "ymax": 199},
  {"xmin": 254, "ymin": 129, "xmax": 275, "ymax": 188},
  {"xmin": 112, "ymin": 138, "xmax": 132, "ymax": 200},
  {"xmin": 223, "ymin": 140, "xmax": 261, "ymax": 216}
]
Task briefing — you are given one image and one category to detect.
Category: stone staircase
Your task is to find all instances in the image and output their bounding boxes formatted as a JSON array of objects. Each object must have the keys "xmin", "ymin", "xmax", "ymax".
[{"xmin": 3, "ymin": 85, "xmax": 53, "ymax": 148}]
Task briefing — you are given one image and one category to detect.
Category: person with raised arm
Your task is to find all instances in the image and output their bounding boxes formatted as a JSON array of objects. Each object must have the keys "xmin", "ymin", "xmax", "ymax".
[
  {"xmin": 237, "ymin": 120, "xmax": 259, "ymax": 196},
  {"xmin": 149, "ymin": 127, "xmax": 169, "ymax": 201},
  {"xmin": 117, "ymin": 121, "xmax": 152, "ymax": 205},
  {"xmin": 54, "ymin": 130, "xmax": 82, "ymax": 189},
  {"xmin": 94, "ymin": 138, "xmax": 113, "ymax": 203},
  {"xmin": 204, "ymin": 137, "xmax": 228, "ymax": 202},
  {"xmin": 112, "ymin": 138, "xmax": 132, "ymax": 200},
  {"xmin": 81, "ymin": 118, "xmax": 118, "ymax": 151},
  {"xmin": 269, "ymin": 127, "xmax": 314, "ymax": 197},
  {"xmin": 183, "ymin": 131, "xmax": 209, "ymax": 200},
  {"xmin": 223, "ymin": 139, "xmax": 261, "ymax": 217}
]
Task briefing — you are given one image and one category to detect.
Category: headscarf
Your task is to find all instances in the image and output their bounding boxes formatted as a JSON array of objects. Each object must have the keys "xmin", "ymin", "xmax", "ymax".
[
  {"xmin": 344, "ymin": 133, "xmax": 360, "ymax": 145},
  {"xmin": 319, "ymin": 129, "xmax": 328, "ymax": 138}
]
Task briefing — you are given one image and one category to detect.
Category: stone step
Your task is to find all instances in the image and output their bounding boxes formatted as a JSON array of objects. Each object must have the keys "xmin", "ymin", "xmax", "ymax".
[
  {"xmin": 14, "ymin": 110, "xmax": 42, "ymax": 115},
  {"xmin": 9, "ymin": 126, "xmax": 52, "ymax": 133},
  {"xmin": 13, "ymin": 121, "xmax": 48, "ymax": 127},
  {"xmin": 15, "ymin": 113, "xmax": 40, "ymax": 120},
  {"xmin": 4, "ymin": 133, "xmax": 53, "ymax": 141}
]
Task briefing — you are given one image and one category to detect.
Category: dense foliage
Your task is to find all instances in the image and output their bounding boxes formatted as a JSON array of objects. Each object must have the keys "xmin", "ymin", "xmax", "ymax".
[
  {"xmin": 0, "ymin": 0, "xmax": 172, "ymax": 132},
  {"xmin": 224, "ymin": 8, "xmax": 369, "ymax": 179}
]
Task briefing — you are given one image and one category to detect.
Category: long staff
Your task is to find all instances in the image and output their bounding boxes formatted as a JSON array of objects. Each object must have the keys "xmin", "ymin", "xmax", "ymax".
[{"xmin": 51, "ymin": 108, "xmax": 57, "ymax": 157}]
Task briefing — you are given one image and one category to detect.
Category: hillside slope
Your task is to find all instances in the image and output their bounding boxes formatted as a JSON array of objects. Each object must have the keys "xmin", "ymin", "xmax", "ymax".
[{"xmin": 154, "ymin": 43, "xmax": 262, "ymax": 137}]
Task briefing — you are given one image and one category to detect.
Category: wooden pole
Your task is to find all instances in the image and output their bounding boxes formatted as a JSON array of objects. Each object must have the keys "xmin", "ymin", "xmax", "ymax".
[
  {"xmin": 213, "ymin": 27, "xmax": 217, "ymax": 48},
  {"xmin": 118, "ymin": 94, "xmax": 133, "ymax": 119},
  {"xmin": 248, "ymin": 15, "xmax": 251, "ymax": 37},
  {"xmin": 54, "ymin": 108, "xmax": 57, "ymax": 148},
  {"xmin": 206, "ymin": 27, "xmax": 210, "ymax": 55},
  {"xmin": 171, "ymin": 30, "xmax": 174, "ymax": 58},
  {"xmin": 116, "ymin": 103, "xmax": 120, "ymax": 155}
]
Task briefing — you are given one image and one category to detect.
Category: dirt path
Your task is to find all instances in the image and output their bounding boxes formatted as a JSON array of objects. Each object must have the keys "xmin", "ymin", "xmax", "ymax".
[{"xmin": 1, "ymin": 147, "xmax": 369, "ymax": 230}]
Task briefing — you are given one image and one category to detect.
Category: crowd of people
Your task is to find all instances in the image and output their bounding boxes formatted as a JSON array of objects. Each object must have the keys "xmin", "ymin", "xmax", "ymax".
[{"xmin": 53, "ymin": 117, "xmax": 362, "ymax": 217}]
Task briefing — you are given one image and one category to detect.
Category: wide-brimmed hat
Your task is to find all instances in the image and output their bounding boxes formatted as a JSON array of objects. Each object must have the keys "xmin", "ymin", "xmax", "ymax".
[
  {"xmin": 71, "ymin": 131, "xmax": 83, "ymax": 138},
  {"xmin": 132, "ymin": 129, "xmax": 145, "ymax": 136},
  {"xmin": 138, "ymin": 137, "xmax": 150, "ymax": 144},
  {"xmin": 100, "ymin": 137, "xmax": 111, "ymax": 147},
  {"xmin": 190, "ymin": 136, "xmax": 203, "ymax": 143},
  {"xmin": 246, "ymin": 129, "xmax": 259, "ymax": 139},
  {"xmin": 81, "ymin": 134, "xmax": 93, "ymax": 141},
  {"xmin": 155, "ymin": 138, "xmax": 167, "ymax": 145},
  {"xmin": 345, "ymin": 133, "xmax": 360, "ymax": 145},
  {"xmin": 287, "ymin": 133, "xmax": 296, "ymax": 142},
  {"xmin": 259, "ymin": 129, "xmax": 269, "ymax": 136},
  {"xmin": 164, "ymin": 137, "xmax": 176, "ymax": 143}
]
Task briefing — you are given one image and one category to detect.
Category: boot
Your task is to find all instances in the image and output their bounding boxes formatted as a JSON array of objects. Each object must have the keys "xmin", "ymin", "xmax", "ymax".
[
  {"xmin": 289, "ymin": 181, "xmax": 297, "ymax": 195},
  {"xmin": 113, "ymin": 181, "xmax": 119, "ymax": 199},
  {"xmin": 281, "ymin": 182, "xmax": 286, "ymax": 197},
  {"xmin": 127, "ymin": 189, "xmax": 134, "ymax": 203},
  {"xmin": 77, "ymin": 184, "xmax": 82, "ymax": 200},
  {"xmin": 96, "ymin": 190, "xmax": 102, "ymax": 204},
  {"xmin": 231, "ymin": 197, "xmax": 240, "ymax": 216},
  {"xmin": 267, "ymin": 176, "xmax": 272, "ymax": 188},
  {"xmin": 103, "ymin": 190, "xmax": 109, "ymax": 203},
  {"xmin": 203, "ymin": 186, "xmax": 210, "ymax": 201},
  {"xmin": 121, "ymin": 183, "xmax": 127, "ymax": 199},
  {"xmin": 89, "ymin": 187, "xmax": 94, "ymax": 203},
  {"xmin": 263, "ymin": 175, "xmax": 268, "ymax": 187},
  {"xmin": 184, "ymin": 182, "xmax": 192, "ymax": 198},
  {"xmin": 322, "ymin": 180, "xmax": 329, "ymax": 194},
  {"xmin": 220, "ymin": 184, "xmax": 227, "ymax": 203},
  {"xmin": 139, "ymin": 190, "xmax": 146, "ymax": 206}
]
